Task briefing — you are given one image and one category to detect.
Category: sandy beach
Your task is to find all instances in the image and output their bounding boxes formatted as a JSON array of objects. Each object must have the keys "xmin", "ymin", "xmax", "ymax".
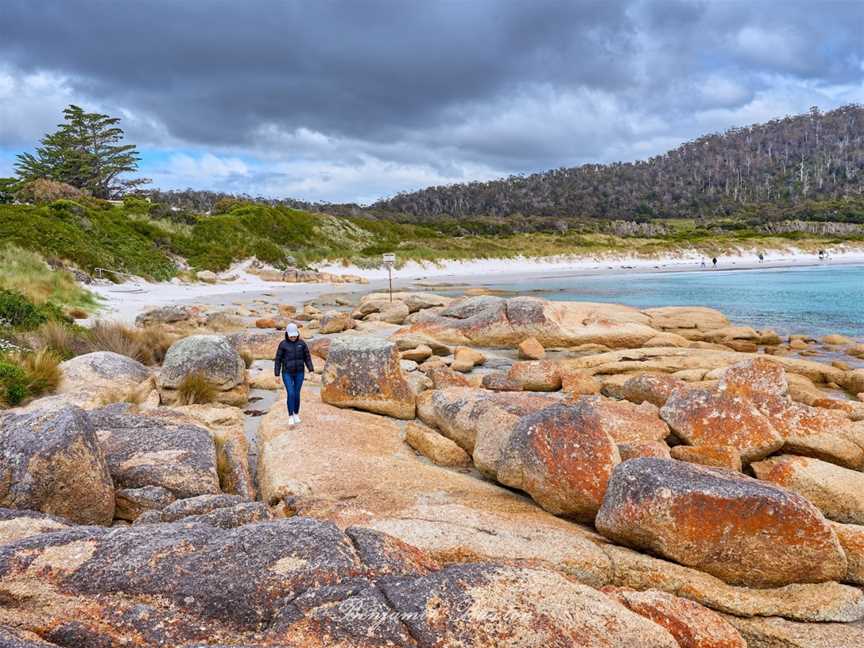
[{"xmin": 88, "ymin": 245, "xmax": 864, "ymax": 324}]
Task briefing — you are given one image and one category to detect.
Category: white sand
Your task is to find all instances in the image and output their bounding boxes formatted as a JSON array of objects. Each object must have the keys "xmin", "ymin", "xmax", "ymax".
[
  {"xmin": 88, "ymin": 245, "xmax": 864, "ymax": 323},
  {"xmin": 317, "ymin": 245, "xmax": 864, "ymax": 281}
]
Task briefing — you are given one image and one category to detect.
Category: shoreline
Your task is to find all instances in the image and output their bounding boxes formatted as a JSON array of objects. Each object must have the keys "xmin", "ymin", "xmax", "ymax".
[
  {"xmin": 317, "ymin": 245, "xmax": 864, "ymax": 281},
  {"xmin": 87, "ymin": 247, "xmax": 864, "ymax": 326}
]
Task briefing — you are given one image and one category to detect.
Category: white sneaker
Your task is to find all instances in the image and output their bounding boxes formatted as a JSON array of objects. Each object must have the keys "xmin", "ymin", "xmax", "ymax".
[
  {"xmin": 294, "ymin": 415, "xmax": 301, "ymax": 424},
  {"xmin": 288, "ymin": 414, "xmax": 297, "ymax": 426}
]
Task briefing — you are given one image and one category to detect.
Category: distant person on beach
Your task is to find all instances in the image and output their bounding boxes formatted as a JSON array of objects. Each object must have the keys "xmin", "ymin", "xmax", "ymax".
[
  {"xmin": 274, "ymin": 323, "xmax": 314, "ymax": 426},
  {"xmin": 758, "ymin": 252, "xmax": 764, "ymax": 264},
  {"xmin": 712, "ymin": 257, "xmax": 717, "ymax": 269},
  {"xmin": 818, "ymin": 249, "xmax": 825, "ymax": 261}
]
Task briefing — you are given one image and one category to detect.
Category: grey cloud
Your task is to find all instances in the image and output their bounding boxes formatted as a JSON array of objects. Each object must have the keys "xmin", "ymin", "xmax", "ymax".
[{"xmin": 0, "ymin": 0, "xmax": 862, "ymax": 201}]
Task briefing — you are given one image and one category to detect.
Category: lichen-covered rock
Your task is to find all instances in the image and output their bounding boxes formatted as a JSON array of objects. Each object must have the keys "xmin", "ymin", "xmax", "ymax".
[
  {"xmin": 618, "ymin": 441, "xmax": 671, "ymax": 461},
  {"xmin": 507, "ymin": 359, "xmax": 562, "ymax": 391},
  {"xmin": 57, "ymin": 351, "xmax": 151, "ymax": 408},
  {"xmin": 89, "ymin": 404, "xmax": 220, "ymax": 499},
  {"xmin": 723, "ymin": 614, "xmax": 864, "ymax": 648},
  {"xmin": 642, "ymin": 306, "xmax": 730, "ymax": 337},
  {"xmin": 518, "ymin": 336, "xmax": 545, "ymax": 359},
  {"xmin": 480, "ymin": 371, "xmax": 523, "ymax": 391},
  {"xmin": 596, "ymin": 458, "xmax": 847, "ymax": 587},
  {"xmin": 660, "ymin": 380, "xmax": 783, "ymax": 462},
  {"xmin": 321, "ymin": 336, "xmax": 415, "ymax": 419},
  {"xmin": 0, "ymin": 517, "xmax": 679, "ymax": 647},
  {"xmin": 400, "ymin": 343, "xmax": 432, "ymax": 362},
  {"xmin": 114, "ymin": 485, "xmax": 176, "ymax": 521},
  {"xmin": 394, "ymin": 296, "xmax": 659, "ymax": 349},
  {"xmin": 603, "ymin": 543, "xmax": 864, "ymax": 623},
  {"xmin": 752, "ymin": 455, "xmax": 864, "ymax": 525},
  {"xmin": 573, "ymin": 396, "xmax": 670, "ymax": 444},
  {"xmin": 226, "ymin": 329, "xmax": 284, "ymax": 360},
  {"xmin": 0, "ymin": 406, "xmax": 114, "ymax": 525},
  {"xmin": 135, "ymin": 304, "xmax": 197, "ymax": 327},
  {"xmin": 168, "ymin": 404, "xmax": 254, "ymax": 499},
  {"xmin": 319, "ymin": 309, "xmax": 354, "ymax": 333},
  {"xmin": 617, "ymin": 373, "xmax": 685, "ymax": 407},
  {"xmin": 404, "ymin": 421, "xmax": 472, "ymax": 468},
  {"xmin": 380, "ymin": 564, "xmax": 679, "ymax": 648},
  {"xmin": 560, "ymin": 367, "xmax": 601, "ymax": 395},
  {"xmin": 670, "ymin": 444, "xmax": 742, "ymax": 472},
  {"xmin": 378, "ymin": 301, "xmax": 410, "ymax": 324},
  {"xmin": 0, "ymin": 508, "xmax": 69, "ymax": 546},
  {"xmin": 833, "ymin": 522, "xmax": 864, "ymax": 586},
  {"xmin": 425, "ymin": 365, "xmax": 471, "ymax": 389},
  {"xmin": 157, "ymin": 335, "xmax": 247, "ymax": 405},
  {"xmin": 602, "ymin": 587, "xmax": 746, "ymax": 648},
  {"xmin": 135, "ymin": 496, "xmax": 273, "ymax": 529},
  {"xmin": 0, "ymin": 626, "xmax": 61, "ymax": 647},
  {"xmin": 450, "ymin": 346, "xmax": 486, "ymax": 372},
  {"xmin": 416, "ymin": 387, "xmax": 557, "ymax": 456},
  {"xmin": 496, "ymin": 402, "xmax": 620, "ymax": 520}
]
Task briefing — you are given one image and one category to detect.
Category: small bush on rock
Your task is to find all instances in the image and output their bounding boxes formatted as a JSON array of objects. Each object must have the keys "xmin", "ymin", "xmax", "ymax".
[{"xmin": 0, "ymin": 360, "xmax": 28, "ymax": 406}]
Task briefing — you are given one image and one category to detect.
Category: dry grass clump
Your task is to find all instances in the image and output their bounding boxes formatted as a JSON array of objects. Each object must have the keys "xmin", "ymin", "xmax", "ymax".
[
  {"xmin": 24, "ymin": 320, "xmax": 86, "ymax": 359},
  {"xmin": 240, "ymin": 347, "xmax": 254, "ymax": 368},
  {"xmin": 17, "ymin": 348, "xmax": 62, "ymax": 396},
  {"xmin": 0, "ymin": 348, "xmax": 62, "ymax": 408},
  {"xmin": 176, "ymin": 371, "xmax": 217, "ymax": 405},
  {"xmin": 67, "ymin": 307, "xmax": 89, "ymax": 320},
  {"xmin": 85, "ymin": 321, "xmax": 175, "ymax": 366}
]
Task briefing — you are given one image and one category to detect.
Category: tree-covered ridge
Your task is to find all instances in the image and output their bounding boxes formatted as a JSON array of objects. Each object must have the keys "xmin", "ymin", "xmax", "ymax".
[{"xmin": 375, "ymin": 105, "xmax": 864, "ymax": 221}]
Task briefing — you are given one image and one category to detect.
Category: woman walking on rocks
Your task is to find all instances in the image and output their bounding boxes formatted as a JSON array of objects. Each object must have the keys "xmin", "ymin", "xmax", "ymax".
[{"xmin": 274, "ymin": 323, "xmax": 314, "ymax": 426}]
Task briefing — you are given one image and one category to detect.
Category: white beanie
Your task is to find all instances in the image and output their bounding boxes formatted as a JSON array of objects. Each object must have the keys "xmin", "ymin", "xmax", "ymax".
[{"xmin": 286, "ymin": 323, "xmax": 300, "ymax": 337}]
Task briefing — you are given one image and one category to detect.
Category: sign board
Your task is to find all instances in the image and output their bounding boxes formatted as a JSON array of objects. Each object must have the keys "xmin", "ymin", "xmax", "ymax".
[{"xmin": 382, "ymin": 253, "xmax": 396, "ymax": 265}]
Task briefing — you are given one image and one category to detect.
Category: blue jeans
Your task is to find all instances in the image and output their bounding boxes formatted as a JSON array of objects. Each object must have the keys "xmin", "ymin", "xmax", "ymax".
[{"xmin": 281, "ymin": 371, "xmax": 305, "ymax": 416}]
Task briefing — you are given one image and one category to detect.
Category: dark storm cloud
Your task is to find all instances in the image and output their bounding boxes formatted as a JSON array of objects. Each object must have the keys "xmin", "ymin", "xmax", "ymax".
[{"xmin": 0, "ymin": 0, "xmax": 862, "ymax": 201}]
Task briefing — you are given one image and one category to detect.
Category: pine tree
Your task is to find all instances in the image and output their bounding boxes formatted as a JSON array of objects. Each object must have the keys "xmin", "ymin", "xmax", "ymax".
[{"xmin": 15, "ymin": 105, "xmax": 147, "ymax": 199}]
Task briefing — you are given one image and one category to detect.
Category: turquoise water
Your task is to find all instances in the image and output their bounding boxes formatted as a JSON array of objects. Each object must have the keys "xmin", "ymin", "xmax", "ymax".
[{"xmin": 464, "ymin": 264, "xmax": 864, "ymax": 339}]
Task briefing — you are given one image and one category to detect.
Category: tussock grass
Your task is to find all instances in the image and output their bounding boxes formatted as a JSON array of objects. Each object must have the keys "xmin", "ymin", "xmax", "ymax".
[
  {"xmin": 0, "ymin": 245, "xmax": 98, "ymax": 312},
  {"xmin": 24, "ymin": 321, "xmax": 85, "ymax": 359},
  {"xmin": 176, "ymin": 371, "xmax": 217, "ymax": 405},
  {"xmin": 0, "ymin": 348, "xmax": 62, "ymax": 408},
  {"xmin": 85, "ymin": 321, "xmax": 175, "ymax": 366}
]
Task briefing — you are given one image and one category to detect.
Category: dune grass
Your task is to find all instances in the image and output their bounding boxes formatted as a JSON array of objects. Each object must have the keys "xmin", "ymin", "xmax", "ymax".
[{"xmin": 0, "ymin": 244, "xmax": 99, "ymax": 314}]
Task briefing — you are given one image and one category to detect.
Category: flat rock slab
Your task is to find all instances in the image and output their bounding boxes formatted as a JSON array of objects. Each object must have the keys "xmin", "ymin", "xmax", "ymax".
[
  {"xmin": 258, "ymin": 390, "xmax": 613, "ymax": 585},
  {"xmin": 0, "ymin": 517, "xmax": 678, "ymax": 647},
  {"xmin": 596, "ymin": 458, "xmax": 847, "ymax": 588}
]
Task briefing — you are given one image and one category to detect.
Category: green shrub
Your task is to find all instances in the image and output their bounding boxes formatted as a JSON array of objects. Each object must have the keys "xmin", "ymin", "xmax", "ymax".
[
  {"xmin": 0, "ymin": 360, "xmax": 28, "ymax": 406},
  {"xmin": 0, "ymin": 289, "xmax": 51, "ymax": 330}
]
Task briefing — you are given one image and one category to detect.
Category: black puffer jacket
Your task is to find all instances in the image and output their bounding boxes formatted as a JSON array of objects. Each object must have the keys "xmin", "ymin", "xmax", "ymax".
[{"xmin": 274, "ymin": 335, "xmax": 313, "ymax": 375}]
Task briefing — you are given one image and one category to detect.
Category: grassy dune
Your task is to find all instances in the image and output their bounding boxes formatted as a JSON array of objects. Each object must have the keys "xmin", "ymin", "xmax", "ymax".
[{"xmin": 1, "ymin": 200, "xmax": 861, "ymax": 284}]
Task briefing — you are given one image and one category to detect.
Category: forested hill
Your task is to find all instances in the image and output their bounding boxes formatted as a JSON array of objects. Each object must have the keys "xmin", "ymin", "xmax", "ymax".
[{"xmin": 374, "ymin": 105, "xmax": 864, "ymax": 221}]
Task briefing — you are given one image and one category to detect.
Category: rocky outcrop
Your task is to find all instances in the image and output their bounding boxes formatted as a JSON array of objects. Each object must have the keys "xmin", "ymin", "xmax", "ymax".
[
  {"xmin": 669, "ymin": 445, "xmax": 742, "ymax": 472},
  {"xmin": 596, "ymin": 458, "xmax": 847, "ymax": 587},
  {"xmin": 321, "ymin": 336, "xmax": 415, "ymax": 419},
  {"xmin": 57, "ymin": 351, "xmax": 150, "ymax": 408},
  {"xmin": 226, "ymin": 328, "xmax": 285, "ymax": 359},
  {"xmin": 114, "ymin": 485, "xmax": 176, "ymax": 521},
  {"xmin": 393, "ymin": 296, "xmax": 660, "ymax": 349},
  {"xmin": 133, "ymin": 494, "xmax": 272, "ymax": 529},
  {"xmin": 833, "ymin": 522, "xmax": 864, "ymax": 586},
  {"xmin": 404, "ymin": 421, "xmax": 471, "ymax": 467},
  {"xmin": 157, "ymin": 335, "xmax": 247, "ymax": 405},
  {"xmin": 506, "ymin": 359, "xmax": 562, "ymax": 390},
  {"xmin": 518, "ymin": 336, "xmax": 545, "ymax": 359},
  {"xmin": 0, "ymin": 508, "xmax": 69, "ymax": 546},
  {"xmin": 89, "ymin": 404, "xmax": 221, "ymax": 500},
  {"xmin": 616, "ymin": 373, "xmax": 685, "ymax": 407},
  {"xmin": 496, "ymin": 403, "xmax": 621, "ymax": 520},
  {"xmin": 723, "ymin": 614, "xmax": 864, "ymax": 647},
  {"xmin": 0, "ymin": 515, "xmax": 684, "ymax": 647},
  {"xmin": 0, "ymin": 406, "xmax": 114, "ymax": 525},
  {"xmin": 134, "ymin": 304, "xmax": 199, "ymax": 327},
  {"xmin": 752, "ymin": 455, "xmax": 864, "ymax": 525},
  {"xmin": 168, "ymin": 404, "xmax": 254, "ymax": 499},
  {"xmin": 602, "ymin": 587, "xmax": 746, "ymax": 648}
]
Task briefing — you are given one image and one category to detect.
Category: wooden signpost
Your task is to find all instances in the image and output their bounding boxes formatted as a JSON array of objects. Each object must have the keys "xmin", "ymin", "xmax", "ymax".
[{"xmin": 382, "ymin": 253, "xmax": 396, "ymax": 302}]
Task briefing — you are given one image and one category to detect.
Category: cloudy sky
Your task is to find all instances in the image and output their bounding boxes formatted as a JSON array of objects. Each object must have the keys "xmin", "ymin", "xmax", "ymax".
[{"xmin": 1, "ymin": 1, "xmax": 862, "ymax": 204}]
